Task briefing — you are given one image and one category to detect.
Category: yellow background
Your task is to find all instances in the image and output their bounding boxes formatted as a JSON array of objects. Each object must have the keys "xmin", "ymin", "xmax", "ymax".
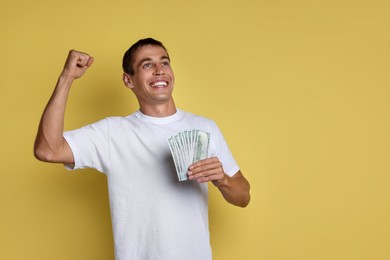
[{"xmin": 1, "ymin": 0, "xmax": 389, "ymax": 259}]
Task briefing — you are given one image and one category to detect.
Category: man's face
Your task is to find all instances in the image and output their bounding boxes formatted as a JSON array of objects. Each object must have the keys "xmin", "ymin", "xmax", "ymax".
[{"xmin": 125, "ymin": 45, "xmax": 175, "ymax": 107}]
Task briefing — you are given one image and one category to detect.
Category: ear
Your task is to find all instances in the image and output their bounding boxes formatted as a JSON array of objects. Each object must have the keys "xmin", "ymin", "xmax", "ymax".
[{"xmin": 123, "ymin": 73, "xmax": 134, "ymax": 89}]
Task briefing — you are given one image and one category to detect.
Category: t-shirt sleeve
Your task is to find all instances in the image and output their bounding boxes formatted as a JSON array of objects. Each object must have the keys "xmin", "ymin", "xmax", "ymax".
[
  {"xmin": 63, "ymin": 118, "xmax": 109, "ymax": 173},
  {"xmin": 209, "ymin": 121, "xmax": 240, "ymax": 177}
]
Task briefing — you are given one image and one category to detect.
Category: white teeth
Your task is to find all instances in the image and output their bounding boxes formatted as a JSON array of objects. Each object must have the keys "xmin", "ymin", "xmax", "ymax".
[{"xmin": 151, "ymin": 81, "xmax": 167, "ymax": 87}]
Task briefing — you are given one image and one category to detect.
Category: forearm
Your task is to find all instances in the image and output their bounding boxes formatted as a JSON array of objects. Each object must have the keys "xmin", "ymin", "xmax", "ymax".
[
  {"xmin": 34, "ymin": 50, "xmax": 93, "ymax": 163},
  {"xmin": 34, "ymin": 75, "xmax": 73, "ymax": 162},
  {"xmin": 213, "ymin": 171, "xmax": 251, "ymax": 207}
]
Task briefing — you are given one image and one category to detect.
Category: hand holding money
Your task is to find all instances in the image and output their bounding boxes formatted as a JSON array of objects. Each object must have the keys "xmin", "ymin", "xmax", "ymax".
[
  {"xmin": 187, "ymin": 157, "xmax": 226, "ymax": 184},
  {"xmin": 168, "ymin": 129, "xmax": 210, "ymax": 181}
]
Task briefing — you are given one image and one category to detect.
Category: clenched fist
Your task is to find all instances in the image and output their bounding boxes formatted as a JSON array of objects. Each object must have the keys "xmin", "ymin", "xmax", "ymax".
[{"xmin": 61, "ymin": 50, "xmax": 94, "ymax": 80}]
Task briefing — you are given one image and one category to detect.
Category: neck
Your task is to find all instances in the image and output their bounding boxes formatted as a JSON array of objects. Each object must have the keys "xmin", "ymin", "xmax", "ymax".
[{"xmin": 139, "ymin": 101, "xmax": 177, "ymax": 117}]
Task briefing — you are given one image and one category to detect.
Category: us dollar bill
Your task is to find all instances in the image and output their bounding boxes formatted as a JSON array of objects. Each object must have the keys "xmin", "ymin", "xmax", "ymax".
[{"xmin": 168, "ymin": 129, "xmax": 210, "ymax": 181}]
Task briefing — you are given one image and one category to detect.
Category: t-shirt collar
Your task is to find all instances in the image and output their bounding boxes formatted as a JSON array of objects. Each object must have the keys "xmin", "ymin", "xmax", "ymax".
[{"xmin": 133, "ymin": 109, "xmax": 184, "ymax": 125}]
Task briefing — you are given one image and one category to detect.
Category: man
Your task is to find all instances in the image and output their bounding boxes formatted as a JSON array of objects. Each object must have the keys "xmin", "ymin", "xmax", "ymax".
[{"xmin": 34, "ymin": 38, "xmax": 250, "ymax": 260}]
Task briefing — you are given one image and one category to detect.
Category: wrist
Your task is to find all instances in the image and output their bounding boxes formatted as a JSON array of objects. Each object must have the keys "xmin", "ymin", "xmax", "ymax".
[
  {"xmin": 213, "ymin": 173, "xmax": 230, "ymax": 188},
  {"xmin": 58, "ymin": 73, "xmax": 75, "ymax": 89}
]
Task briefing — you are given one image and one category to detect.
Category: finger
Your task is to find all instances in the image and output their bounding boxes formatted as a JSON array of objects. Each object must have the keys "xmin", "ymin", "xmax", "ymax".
[
  {"xmin": 76, "ymin": 55, "xmax": 91, "ymax": 67},
  {"xmin": 62, "ymin": 50, "xmax": 93, "ymax": 79},
  {"xmin": 189, "ymin": 157, "xmax": 219, "ymax": 169},
  {"xmin": 191, "ymin": 171, "xmax": 225, "ymax": 183},
  {"xmin": 188, "ymin": 167, "xmax": 224, "ymax": 181},
  {"xmin": 189, "ymin": 160, "xmax": 222, "ymax": 174},
  {"xmin": 68, "ymin": 50, "xmax": 91, "ymax": 67},
  {"xmin": 196, "ymin": 174, "xmax": 223, "ymax": 183},
  {"xmin": 86, "ymin": 57, "xmax": 94, "ymax": 67},
  {"xmin": 194, "ymin": 176, "xmax": 210, "ymax": 183}
]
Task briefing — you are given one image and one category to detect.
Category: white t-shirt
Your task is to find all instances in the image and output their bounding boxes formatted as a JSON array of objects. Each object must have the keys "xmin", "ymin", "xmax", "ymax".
[{"xmin": 63, "ymin": 109, "xmax": 239, "ymax": 260}]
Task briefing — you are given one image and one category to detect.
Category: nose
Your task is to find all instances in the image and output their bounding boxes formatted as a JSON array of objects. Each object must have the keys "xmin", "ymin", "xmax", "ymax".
[{"xmin": 153, "ymin": 64, "xmax": 164, "ymax": 75}]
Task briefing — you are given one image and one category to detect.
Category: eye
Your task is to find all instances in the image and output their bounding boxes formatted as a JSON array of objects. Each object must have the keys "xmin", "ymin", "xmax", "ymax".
[
  {"xmin": 142, "ymin": 63, "xmax": 152, "ymax": 69},
  {"xmin": 162, "ymin": 61, "xmax": 170, "ymax": 67}
]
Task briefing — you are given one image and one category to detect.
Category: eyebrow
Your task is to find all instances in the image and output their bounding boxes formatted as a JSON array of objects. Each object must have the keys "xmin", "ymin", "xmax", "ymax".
[{"xmin": 137, "ymin": 56, "xmax": 171, "ymax": 68}]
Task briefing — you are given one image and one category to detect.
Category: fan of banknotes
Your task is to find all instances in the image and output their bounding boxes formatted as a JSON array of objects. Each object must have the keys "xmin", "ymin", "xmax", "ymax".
[{"xmin": 168, "ymin": 129, "xmax": 210, "ymax": 181}]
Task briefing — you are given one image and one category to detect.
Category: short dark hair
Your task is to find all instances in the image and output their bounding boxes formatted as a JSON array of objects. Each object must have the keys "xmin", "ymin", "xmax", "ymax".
[{"xmin": 122, "ymin": 38, "xmax": 169, "ymax": 75}]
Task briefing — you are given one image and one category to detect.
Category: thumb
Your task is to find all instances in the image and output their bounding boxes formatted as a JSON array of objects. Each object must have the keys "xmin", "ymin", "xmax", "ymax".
[
  {"xmin": 76, "ymin": 55, "xmax": 93, "ymax": 68},
  {"xmin": 86, "ymin": 56, "xmax": 94, "ymax": 68}
]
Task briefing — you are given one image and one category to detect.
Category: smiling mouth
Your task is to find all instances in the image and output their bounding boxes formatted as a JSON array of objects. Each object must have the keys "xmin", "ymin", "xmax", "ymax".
[{"xmin": 150, "ymin": 81, "xmax": 168, "ymax": 88}]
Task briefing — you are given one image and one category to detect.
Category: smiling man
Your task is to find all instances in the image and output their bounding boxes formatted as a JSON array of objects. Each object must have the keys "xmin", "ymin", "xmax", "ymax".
[
  {"xmin": 122, "ymin": 41, "xmax": 175, "ymax": 115},
  {"xmin": 34, "ymin": 38, "xmax": 250, "ymax": 260}
]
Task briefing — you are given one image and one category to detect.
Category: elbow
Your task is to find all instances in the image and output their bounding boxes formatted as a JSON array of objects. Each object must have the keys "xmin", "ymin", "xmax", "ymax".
[
  {"xmin": 237, "ymin": 182, "xmax": 251, "ymax": 207},
  {"xmin": 242, "ymin": 197, "xmax": 251, "ymax": 208},
  {"xmin": 34, "ymin": 138, "xmax": 72, "ymax": 164},
  {"xmin": 227, "ymin": 190, "xmax": 251, "ymax": 208},
  {"xmin": 237, "ymin": 193, "xmax": 251, "ymax": 208},
  {"xmin": 34, "ymin": 148, "xmax": 49, "ymax": 162},
  {"xmin": 33, "ymin": 143, "xmax": 54, "ymax": 162},
  {"xmin": 236, "ymin": 180, "xmax": 251, "ymax": 208}
]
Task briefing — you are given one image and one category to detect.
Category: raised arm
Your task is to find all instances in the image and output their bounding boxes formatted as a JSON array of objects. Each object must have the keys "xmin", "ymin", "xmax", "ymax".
[
  {"xmin": 188, "ymin": 157, "xmax": 251, "ymax": 207},
  {"xmin": 34, "ymin": 50, "xmax": 94, "ymax": 164}
]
